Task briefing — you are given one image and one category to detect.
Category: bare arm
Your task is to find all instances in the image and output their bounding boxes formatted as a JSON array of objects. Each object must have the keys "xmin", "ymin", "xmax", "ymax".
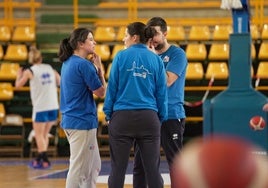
[
  {"xmin": 15, "ymin": 68, "xmax": 32, "ymax": 88},
  {"xmin": 166, "ymin": 71, "xmax": 178, "ymax": 87},
  {"xmin": 91, "ymin": 52, "xmax": 107, "ymax": 98},
  {"xmin": 54, "ymin": 70, "xmax": 61, "ymax": 86}
]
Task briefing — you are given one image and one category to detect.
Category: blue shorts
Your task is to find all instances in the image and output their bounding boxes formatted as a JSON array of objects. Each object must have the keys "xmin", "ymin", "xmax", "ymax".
[{"xmin": 34, "ymin": 109, "xmax": 58, "ymax": 122}]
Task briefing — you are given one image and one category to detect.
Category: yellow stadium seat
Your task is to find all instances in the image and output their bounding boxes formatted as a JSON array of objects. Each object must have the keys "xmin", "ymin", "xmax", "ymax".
[
  {"xmin": 208, "ymin": 43, "xmax": 229, "ymax": 61},
  {"xmin": 0, "ymin": 62, "xmax": 20, "ymax": 80},
  {"xmin": 261, "ymin": 24, "xmax": 268, "ymax": 40},
  {"xmin": 12, "ymin": 26, "xmax": 36, "ymax": 42},
  {"xmin": 116, "ymin": 26, "xmax": 126, "ymax": 42},
  {"xmin": 0, "ymin": 114, "xmax": 25, "ymax": 157},
  {"xmin": 3, "ymin": 44, "xmax": 28, "ymax": 61},
  {"xmin": 111, "ymin": 44, "xmax": 125, "ymax": 60},
  {"xmin": 251, "ymin": 44, "xmax": 256, "ymax": 60},
  {"xmin": 97, "ymin": 102, "xmax": 106, "ymax": 125},
  {"xmin": 186, "ymin": 62, "xmax": 204, "ymax": 80},
  {"xmin": 250, "ymin": 24, "xmax": 260, "ymax": 40},
  {"xmin": 258, "ymin": 42, "xmax": 268, "ymax": 60},
  {"xmin": 212, "ymin": 25, "xmax": 232, "ymax": 41},
  {"xmin": 255, "ymin": 61, "xmax": 268, "ymax": 87},
  {"xmin": 256, "ymin": 62, "xmax": 268, "ymax": 79},
  {"xmin": 97, "ymin": 102, "xmax": 109, "ymax": 154},
  {"xmin": 186, "ymin": 43, "xmax": 207, "ymax": 61},
  {"xmin": 0, "ymin": 82, "xmax": 14, "ymax": 100},
  {"xmin": 94, "ymin": 44, "xmax": 111, "ymax": 61},
  {"xmin": 205, "ymin": 62, "xmax": 228, "ymax": 79},
  {"xmin": 166, "ymin": 26, "xmax": 185, "ymax": 42},
  {"xmin": 94, "ymin": 26, "xmax": 116, "ymax": 43},
  {"xmin": 0, "ymin": 103, "xmax": 5, "ymax": 123},
  {"xmin": 188, "ymin": 25, "xmax": 211, "ymax": 41},
  {"xmin": 0, "ymin": 45, "xmax": 3, "ymax": 60},
  {"xmin": 97, "ymin": 102, "xmax": 108, "ymax": 143},
  {"xmin": 0, "ymin": 25, "xmax": 11, "ymax": 42}
]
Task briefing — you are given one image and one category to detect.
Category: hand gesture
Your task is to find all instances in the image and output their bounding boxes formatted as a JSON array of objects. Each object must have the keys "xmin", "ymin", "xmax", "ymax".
[
  {"xmin": 91, "ymin": 52, "xmax": 104, "ymax": 76},
  {"xmin": 147, "ymin": 38, "xmax": 156, "ymax": 54}
]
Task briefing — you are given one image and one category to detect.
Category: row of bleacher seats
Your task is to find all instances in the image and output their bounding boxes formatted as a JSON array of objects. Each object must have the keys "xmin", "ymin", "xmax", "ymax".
[
  {"xmin": 103, "ymin": 61, "xmax": 268, "ymax": 86},
  {"xmin": 0, "ymin": 25, "xmax": 36, "ymax": 43},
  {"xmin": 93, "ymin": 24, "xmax": 268, "ymax": 43},
  {"xmin": 0, "ymin": 35, "xmax": 266, "ymax": 63},
  {"xmin": 0, "ymin": 41, "xmax": 268, "ymax": 77},
  {"xmin": 187, "ymin": 61, "xmax": 267, "ymax": 81},
  {"xmin": 94, "ymin": 41, "xmax": 268, "ymax": 63},
  {"xmin": 0, "ymin": 60, "xmax": 266, "ymax": 100},
  {"xmin": 1, "ymin": 24, "xmax": 267, "ymax": 63}
]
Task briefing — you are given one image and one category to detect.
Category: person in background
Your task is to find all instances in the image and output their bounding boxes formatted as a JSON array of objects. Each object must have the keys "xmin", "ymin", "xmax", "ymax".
[
  {"xmin": 103, "ymin": 22, "xmax": 167, "ymax": 188},
  {"xmin": 58, "ymin": 27, "xmax": 106, "ymax": 188},
  {"xmin": 15, "ymin": 46, "xmax": 60, "ymax": 169},
  {"xmin": 133, "ymin": 17, "xmax": 188, "ymax": 188}
]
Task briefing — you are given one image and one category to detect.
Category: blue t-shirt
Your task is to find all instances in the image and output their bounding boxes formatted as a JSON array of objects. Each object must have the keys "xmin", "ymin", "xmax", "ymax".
[
  {"xmin": 103, "ymin": 44, "xmax": 168, "ymax": 122},
  {"xmin": 60, "ymin": 55, "xmax": 103, "ymax": 130},
  {"xmin": 159, "ymin": 45, "xmax": 187, "ymax": 119}
]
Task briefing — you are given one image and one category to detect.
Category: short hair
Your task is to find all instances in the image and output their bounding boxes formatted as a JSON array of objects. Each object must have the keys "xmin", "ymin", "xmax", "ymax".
[{"xmin": 146, "ymin": 17, "xmax": 168, "ymax": 33}]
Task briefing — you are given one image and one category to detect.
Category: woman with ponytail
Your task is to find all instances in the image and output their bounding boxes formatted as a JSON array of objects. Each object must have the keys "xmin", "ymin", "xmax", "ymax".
[
  {"xmin": 103, "ymin": 22, "xmax": 167, "ymax": 188},
  {"xmin": 58, "ymin": 28, "xmax": 106, "ymax": 188}
]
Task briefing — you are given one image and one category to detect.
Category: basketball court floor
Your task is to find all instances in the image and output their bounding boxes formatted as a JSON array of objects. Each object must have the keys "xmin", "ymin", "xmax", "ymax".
[{"xmin": 0, "ymin": 157, "xmax": 171, "ymax": 188}]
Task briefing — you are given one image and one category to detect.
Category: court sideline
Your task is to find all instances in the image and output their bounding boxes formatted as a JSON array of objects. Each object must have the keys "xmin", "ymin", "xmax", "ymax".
[{"xmin": 0, "ymin": 157, "xmax": 171, "ymax": 188}]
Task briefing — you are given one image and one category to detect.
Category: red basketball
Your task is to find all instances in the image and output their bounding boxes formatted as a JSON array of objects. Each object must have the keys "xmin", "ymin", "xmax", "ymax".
[
  {"xmin": 171, "ymin": 136, "xmax": 268, "ymax": 188},
  {"xmin": 249, "ymin": 116, "xmax": 266, "ymax": 131}
]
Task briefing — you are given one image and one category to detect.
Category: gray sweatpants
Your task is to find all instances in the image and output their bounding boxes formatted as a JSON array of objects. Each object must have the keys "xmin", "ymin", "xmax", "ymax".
[{"xmin": 64, "ymin": 128, "xmax": 101, "ymax": 188}]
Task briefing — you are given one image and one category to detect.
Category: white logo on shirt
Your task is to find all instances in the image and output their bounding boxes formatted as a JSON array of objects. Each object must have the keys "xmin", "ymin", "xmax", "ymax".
[
  {"xmin": 127, "ymin": 61, "xmax": 152, "ymax": 79},
  {"xmin": 163, "ymin": 56, "xmax": 170, "ymax": 63}
]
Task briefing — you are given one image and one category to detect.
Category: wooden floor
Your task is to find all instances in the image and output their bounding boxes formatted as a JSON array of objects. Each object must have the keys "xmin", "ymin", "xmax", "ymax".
[{"xmin": 0, "ymin": 157, "xmax": 171, "ymax": 188}]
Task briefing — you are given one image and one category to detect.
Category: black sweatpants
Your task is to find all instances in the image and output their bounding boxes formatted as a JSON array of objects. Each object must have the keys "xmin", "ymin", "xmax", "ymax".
[
  {"xmin": 133, "ymin": 118, "xmax": 185, "ymax": 188},
  {"xmin": 108, "ymin": 110, "xmax": 163, "ymax": 188}
]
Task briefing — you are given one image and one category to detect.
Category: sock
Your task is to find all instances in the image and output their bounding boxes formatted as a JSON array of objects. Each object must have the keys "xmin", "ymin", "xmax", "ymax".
[
  {"xmin": 41, "ymin": 152, "xmax": 50, "ymax": 163},
  {"xmin": 36, "ymin": 153, "xmax": 43, "ymax": 162}
]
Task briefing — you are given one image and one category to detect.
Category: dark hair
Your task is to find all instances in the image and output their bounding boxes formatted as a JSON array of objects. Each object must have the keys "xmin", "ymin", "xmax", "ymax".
[
  {"xmin": 146, "ymin": 17, "xmax": 167, "ymax": 33},
  {"xmin": 58, "ymin": 28, "xmax": 93, "ymax": 62},
  {"xmin": 127, "ymin": 22, "xmax": 157, "ymax": 44}
]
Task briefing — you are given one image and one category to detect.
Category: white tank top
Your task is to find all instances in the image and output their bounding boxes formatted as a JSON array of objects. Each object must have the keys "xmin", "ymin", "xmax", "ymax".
[{"xmin": 29, "ymin": 64, "xmax": 59, "ymax": 112}]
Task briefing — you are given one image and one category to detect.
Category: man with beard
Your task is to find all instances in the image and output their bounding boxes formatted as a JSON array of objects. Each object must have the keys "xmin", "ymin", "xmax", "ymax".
[{"xmin": 133, "ymin": 17, "xmax": 188, "ymax": 188}]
